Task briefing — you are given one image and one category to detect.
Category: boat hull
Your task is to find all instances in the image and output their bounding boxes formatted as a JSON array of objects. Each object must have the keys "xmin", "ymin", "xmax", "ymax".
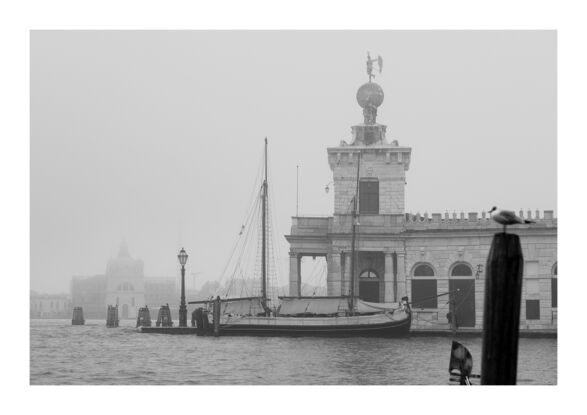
[{"xmin": 217, "ymin": 312, "xmax": 411, "ymax": 337}]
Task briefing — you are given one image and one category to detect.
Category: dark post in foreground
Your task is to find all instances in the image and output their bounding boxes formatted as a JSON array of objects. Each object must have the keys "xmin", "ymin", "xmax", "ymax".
[
  {"xmin": 177, "ymin": 248, "xmax": 189, "ymax": 327},
  {"xmin": 481, "ymin": 233, "xmax": 524, "ymax": 385}
]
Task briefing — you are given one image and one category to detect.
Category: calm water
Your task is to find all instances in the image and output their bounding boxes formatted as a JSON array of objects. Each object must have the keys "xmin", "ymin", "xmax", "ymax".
[{"xmin": 30, "ymin": 319, "xmax": 556, "ymax": 385}]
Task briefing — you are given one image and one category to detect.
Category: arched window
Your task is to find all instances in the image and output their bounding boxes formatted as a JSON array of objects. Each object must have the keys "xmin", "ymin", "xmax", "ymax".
[
  {"xmin": 552, "ymin": 262, "xmax": 557, "ymax": 308},
  {"xmin": 411, "ymin": 263, "xmax": 437, "ymax": 308},
  {"xmin": 359, "ymin": 269, "xmax": 378, "ymax": 279},
  {"xmin": 451, "ymin": 263, "xmax": 473, "ymax": 277},
  {"xmin": 414, "ymin": 264, "xmax": 435, "ymax": 277}
]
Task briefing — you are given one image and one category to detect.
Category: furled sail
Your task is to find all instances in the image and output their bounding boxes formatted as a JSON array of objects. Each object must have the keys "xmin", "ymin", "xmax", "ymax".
[
  {"xmin": 277, "ymin": 297, "xmax": 402, "ymax": 316},
  {"xmin": 355, "ymin": 299, "xmax": 402, "ymax": 313},
  {"xmin": 278, "ymin": 297, "xmax": 348, "ymax": 316},
  {"xmin": 221, "ymin": 298, "xmax": 265, "ymax": 316}
]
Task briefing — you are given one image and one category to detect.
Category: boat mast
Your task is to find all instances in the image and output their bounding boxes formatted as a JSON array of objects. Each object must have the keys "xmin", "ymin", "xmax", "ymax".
[
  {"xmin": 262, "ymin": 137, "xmax": 269, "ymax": 315},
  {"xmin": 349, "ymin": 152, "xmax": 361, "ymax": 314}
]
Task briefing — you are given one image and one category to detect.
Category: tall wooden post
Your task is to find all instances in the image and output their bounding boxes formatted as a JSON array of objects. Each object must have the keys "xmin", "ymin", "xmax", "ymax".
[
  {"xmin": 481, "ymin": 233, "xmax": 524, "ymax": 385},
  {"xmin": 213, "ymin": 296, "xmax": 221, "ymax": 337}
]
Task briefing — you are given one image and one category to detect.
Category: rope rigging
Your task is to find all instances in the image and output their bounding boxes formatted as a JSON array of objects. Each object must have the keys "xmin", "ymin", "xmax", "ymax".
[{"xmin": 211, "ymin": 141, "xmax": 283, "ymax": 311}]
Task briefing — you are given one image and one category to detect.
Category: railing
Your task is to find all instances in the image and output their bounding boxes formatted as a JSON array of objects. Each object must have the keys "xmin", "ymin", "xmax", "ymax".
[{"xmin": 289, "ymin": 211, "xmax": 557, "ymax": 235}]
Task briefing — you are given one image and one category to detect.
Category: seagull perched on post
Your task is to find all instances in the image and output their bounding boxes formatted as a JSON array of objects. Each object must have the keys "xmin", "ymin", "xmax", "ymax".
[{"xmin": 489, "ymin": 207, "xmax": 535, "ymax": 233}]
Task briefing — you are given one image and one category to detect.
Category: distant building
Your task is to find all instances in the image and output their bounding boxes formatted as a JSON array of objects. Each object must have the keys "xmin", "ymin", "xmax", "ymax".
[
  {"xmin": 286, "ymin": 64, "xmax": 557, "ymax": 333},
  {"xmin": 71, "ymin": 242, "xmax": 177, "ymax": 319},
  {"xmin": 103, "ymin": 241, "xmax": 145, "ymax": 319},
  {"xmin": 30, "ymin": 291, "xmax": 71, "ymax": 318}
]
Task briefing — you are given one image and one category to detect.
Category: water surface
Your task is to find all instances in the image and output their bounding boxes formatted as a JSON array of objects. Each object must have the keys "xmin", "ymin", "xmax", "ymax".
[{"xmin": 30, "ymin": 319, "xmax": 556, "ymax": 385}]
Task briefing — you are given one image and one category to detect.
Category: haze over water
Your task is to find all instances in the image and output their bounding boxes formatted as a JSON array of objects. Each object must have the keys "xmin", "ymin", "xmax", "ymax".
[{"xmin": 30, "ymin": 320, "xmax": 556, "ymax": 385}]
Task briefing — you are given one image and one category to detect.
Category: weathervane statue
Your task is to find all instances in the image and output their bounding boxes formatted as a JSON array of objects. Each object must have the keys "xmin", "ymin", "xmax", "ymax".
[
  {"xmin": 356, "ymin": 52, "xmax": 385, "ymax": 125},
  {"xmin": 366, "ymin": 52, "xmax": 383, "ymax": 82}
]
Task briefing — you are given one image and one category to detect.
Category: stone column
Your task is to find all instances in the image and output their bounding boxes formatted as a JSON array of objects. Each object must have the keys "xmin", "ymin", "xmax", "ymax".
[
  {"xmin": 289, "ymin": 251, "xmax": 301, "ymax": 296},
  {"xmin": 384, "ymin": 252, "xmax": 395, "ymax": 302},
  {"xmin": 397, "ymin": 252, "xmax": 407, "ymax": 299},
  {"xmin": 327, "ymin": 252, "xmax": 342, "ymax": 296}
]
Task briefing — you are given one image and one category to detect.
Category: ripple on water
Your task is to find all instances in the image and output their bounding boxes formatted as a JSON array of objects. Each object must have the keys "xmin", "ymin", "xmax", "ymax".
[{"xmin": 30, "ymin": 320, "xmax": 557, "ymax": 385}]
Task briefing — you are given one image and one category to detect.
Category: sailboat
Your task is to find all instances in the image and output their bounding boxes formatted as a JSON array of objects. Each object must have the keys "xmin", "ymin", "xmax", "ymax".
[{"xmin": 190, "ymin": 138, "xmax": 412, "ymax": 337}]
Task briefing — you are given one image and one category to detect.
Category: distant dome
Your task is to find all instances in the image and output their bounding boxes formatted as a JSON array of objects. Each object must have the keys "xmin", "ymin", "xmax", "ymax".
[
  {"xmin": 356, "ymin": 82, "xmax": 384, "ymax": 108},
  {"xmin": 106, "ymin": 241, "xmax": 144, "ymax": 277}
]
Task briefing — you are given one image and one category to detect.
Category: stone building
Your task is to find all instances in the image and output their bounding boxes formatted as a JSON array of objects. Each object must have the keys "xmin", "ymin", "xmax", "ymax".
[
  {"xmin": 71, "ymin": 242, "xmax": 177, "ymax": 319},
  {"xmin": 103, "ymin": 241, "xmax": 146, "ymax": 319},
  {"xmin": 285, "ymin": 65, "xmax": 557, "ymax": 333},
  {"xmin": 30, "ymin": 291, "xmax": 71, "ymax": 318}
]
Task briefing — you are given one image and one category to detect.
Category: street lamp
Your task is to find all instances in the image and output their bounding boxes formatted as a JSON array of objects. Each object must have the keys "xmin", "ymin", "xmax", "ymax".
[
  {"xmin": 177, "ymin": 248, "xmax": 189, "ymax": 327},
  {"xmin": 324, "ymin": 181, "xmax": 334, "ymax": 193}
]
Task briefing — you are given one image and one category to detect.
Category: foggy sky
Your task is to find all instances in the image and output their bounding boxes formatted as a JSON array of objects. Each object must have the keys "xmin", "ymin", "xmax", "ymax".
[{"xmin": 31, "ymin": 31, "xmax": 556, "ymax": 294}]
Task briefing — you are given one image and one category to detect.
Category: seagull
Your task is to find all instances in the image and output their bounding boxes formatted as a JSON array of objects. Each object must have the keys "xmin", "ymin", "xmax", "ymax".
[{"xmin": 489, "ymin": 207, "xmax": 535, "ymax": 233}]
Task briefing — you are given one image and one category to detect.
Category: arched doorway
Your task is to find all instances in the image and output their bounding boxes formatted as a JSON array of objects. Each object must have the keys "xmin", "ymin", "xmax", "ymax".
[
  {"xmin": 448, "ymin": 263, "xmax": 475, "ymax": 328},
  {"xmin": 122, "ymin": 304, "xmax": 129, "ymax": 319},
  {"xmin": 359, "ymin": 269, "xmax": 380, "ymax": 302}
]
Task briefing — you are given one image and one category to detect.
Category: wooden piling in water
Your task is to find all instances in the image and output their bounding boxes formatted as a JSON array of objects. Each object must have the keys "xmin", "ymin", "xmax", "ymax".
[
  {"xmin": 136, "ymin": 306, "xmax": 151, "ymax": 327},
  {"xmin": 481, "ymin": 233, "xmax": 524, "ymax": 385},
  {"xmin": 72, "ymin": 306, "xmax": 85, "ymax": 325},
  {"xmin": 193, "ymin": 308, "xmax": 204, "ymax": 335},
  {"xmin": 156, "ymin": 304, "xmax": 174, "ymax": 327},
  {"xmin": 202, "ymin": 310, "xmax": 210, "ymax": 333},
  {"xmin": 106, "ymin": 305, "xmax": 119, "ymax": 328},
  {"xmin": 213, "ymin": 296, "xmax": 220, "ymax": 337}
]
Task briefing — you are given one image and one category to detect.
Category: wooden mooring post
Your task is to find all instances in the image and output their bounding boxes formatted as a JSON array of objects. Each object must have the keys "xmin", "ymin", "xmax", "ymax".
[
  {"xmin": 481, "ymin": 233, "xmax": 524, "ymax": 385},
  {"xmin": 72, "ymin": 306, "xmax": 85, "ymax": 325},
  {"xmin": 136, "ymin": 306, "xmax": 152, "ymax": 327},
  {"xmin": 193, "ymin": 307, "xmax": 211, "ymax": 335},
  {"xmin": 106, "ymin": 305, "xmax": 119, "ymax": 328},
  {"xmin": 213, "ymin": 296, "xmax": 221, "ymax": 337},
  {"xmin": 156, "ymin": 304, "xmax": 174, "ymax": 327}
]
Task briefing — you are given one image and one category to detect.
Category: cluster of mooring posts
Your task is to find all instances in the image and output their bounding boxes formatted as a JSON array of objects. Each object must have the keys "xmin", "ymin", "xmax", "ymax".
[
  {"xmin": 448, "ymin": 231, "xmax": 525, "ymax": 385},
  {"xmin": 136, "ymin": 247, "xmax": 221, "ymax": 334},
  {"xmin": 156, "ymin": 304, "xmax": 173, "ymax": 327},
  {"xmin": 136, "ymin": 306, "xmax": 151, "ymax": 327},
  {"xmin": 106, "ymin": 305, "xmax": 119, "ymax": 328},
  {"xmin": 71, "ymin": 306, "xmax": 84, "ymax": 325},
  {"xmin": 138, "ymin": 297, "xmax": 221, "ymax": 335}
]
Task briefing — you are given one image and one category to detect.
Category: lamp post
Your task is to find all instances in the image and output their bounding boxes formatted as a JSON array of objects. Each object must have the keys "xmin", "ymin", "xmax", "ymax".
[
  {"xmin": 324, "ymin": 181, "xmax": 334, "ymax": 193},
  {"xmin": 177, "ymin": 248, "xmax": 188, "ymax": 327}
]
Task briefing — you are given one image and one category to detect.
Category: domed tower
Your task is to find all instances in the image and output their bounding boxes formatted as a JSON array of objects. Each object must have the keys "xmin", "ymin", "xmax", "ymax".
[
  {"xmin": 352, "ymin": 52, "xmax": 387, "ymax": 145},
  {"xmin": 288, "ymin": 53, "xmax": 413, "ymax": 301},
  {"xmin": 105, "ymin": 241, "xmax": 146, "ymax": 319},
  {"xmin": 327, "ymin": 53, "xmax": 412, "ymax": 215}
]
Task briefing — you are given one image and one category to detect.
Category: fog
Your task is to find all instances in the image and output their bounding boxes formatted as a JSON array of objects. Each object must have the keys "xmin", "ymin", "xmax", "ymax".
[{"xmin": 30, "ymin": 31, "xmax": 556, "ymax": 294}]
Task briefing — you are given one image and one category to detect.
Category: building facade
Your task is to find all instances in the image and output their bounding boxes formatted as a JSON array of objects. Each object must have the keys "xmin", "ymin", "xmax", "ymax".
[
  {"xmin": 285, "ymin": 66, "xmax": 557, "ymax": 333},
  {"xmin": 71, "ymin": 242, "xmax": 177, "ymax": 319},
  {"xmin": 30, "ymin": 292, "xmax": 71, "ymax": 318}
]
